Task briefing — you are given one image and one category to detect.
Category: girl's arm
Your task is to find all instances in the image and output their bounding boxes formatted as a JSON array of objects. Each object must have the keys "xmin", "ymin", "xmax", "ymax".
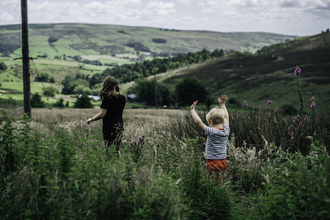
[
  {"xmin": 190, "ymin": 100, "xmax": 206, "ymax": 132},
  {"xmin": 87, "ymin": 108, "xmax": 107, "ymax": 124},
  {"xmin": 218, "ymin": 95, "xmax": 229, "ymax": 125}
]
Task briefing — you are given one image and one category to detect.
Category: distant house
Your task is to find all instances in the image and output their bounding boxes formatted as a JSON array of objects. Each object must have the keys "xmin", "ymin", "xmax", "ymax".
[
  {"xmin": 127, "ymin": 94, "xmax": 137, "ymax": 102},
  {"xmin": 141, "ymin": 53, "xmax": 152, "ymax": 57},
  {"xmin": 88, "ymin": 95, "xmax": 101, "ymax": 102},
  {"xmin": 79, "ymin": 94, "xmax": 101, "ymax": 102}
]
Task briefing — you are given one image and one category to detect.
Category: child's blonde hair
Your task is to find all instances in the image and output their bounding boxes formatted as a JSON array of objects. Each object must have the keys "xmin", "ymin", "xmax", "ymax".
[{"xmin": 206, "ymin": 107, "xmax": 225, "ymax": 125}]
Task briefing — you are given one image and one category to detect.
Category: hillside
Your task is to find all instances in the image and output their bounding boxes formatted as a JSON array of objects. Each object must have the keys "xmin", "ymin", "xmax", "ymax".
[
  {"xmin": 132, "ymin": 32, "xmax": 330, "ymax": 114},
  {"xmin": 0, "ymin": 23, "xmax": 297, "ymax": 60}
]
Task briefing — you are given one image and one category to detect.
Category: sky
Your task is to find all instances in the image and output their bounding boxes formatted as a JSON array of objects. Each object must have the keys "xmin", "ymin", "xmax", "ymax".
[{"xmin": 1, "ymin": 0, "xmax": 330, "ymax": 36}]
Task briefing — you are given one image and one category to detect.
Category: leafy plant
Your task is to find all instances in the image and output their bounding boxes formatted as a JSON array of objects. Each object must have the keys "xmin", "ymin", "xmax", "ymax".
[{"xmin": 251, "ymin": 141, "xmax": 330, "ymax": 220}]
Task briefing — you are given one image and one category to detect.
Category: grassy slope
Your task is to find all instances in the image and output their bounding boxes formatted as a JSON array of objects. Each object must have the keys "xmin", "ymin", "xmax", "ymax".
[
  {"xmin": 123, "ymin": 32, "xmax": 330, "ymax": 114},
  {"xmin": 0, "ymin": 23, "xmax": 297, "ymax": 59}
]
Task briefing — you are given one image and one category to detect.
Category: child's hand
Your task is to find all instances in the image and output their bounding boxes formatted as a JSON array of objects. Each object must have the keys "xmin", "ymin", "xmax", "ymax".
[
  {"xmin": 218, "ymin": 95, "xmax": 228, "ymax": 105},
  {"xmin": 190, "ymin": 100, "xmax": 198, "ymax": 110}
]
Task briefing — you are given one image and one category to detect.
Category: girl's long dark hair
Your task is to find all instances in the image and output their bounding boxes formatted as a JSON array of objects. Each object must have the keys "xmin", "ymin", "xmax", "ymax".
[{"xmin": 98, "ymin": 76, "xmax": 120, "ymax": 100}]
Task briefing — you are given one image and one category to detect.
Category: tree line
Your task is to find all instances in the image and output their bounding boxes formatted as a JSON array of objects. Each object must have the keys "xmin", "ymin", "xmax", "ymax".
[{"xmin": 88, "ymin": 48, "xmax": 224, "ymax": 88}]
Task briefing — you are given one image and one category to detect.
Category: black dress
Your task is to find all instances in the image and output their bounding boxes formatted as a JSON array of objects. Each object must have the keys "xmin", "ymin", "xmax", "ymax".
[{"xmin": 100, "ymin": 95, "xmax": 126, "ymax": 151}]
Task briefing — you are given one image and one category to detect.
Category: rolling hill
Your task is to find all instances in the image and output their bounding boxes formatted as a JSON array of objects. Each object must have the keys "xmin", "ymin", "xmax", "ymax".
[
  {"xmin": 0, "ymin": 23, "xmax": 298, "ymax": 60},
  {"xmin": 126, "ymin": 32, "xmax": 330, "ymax": 114}
]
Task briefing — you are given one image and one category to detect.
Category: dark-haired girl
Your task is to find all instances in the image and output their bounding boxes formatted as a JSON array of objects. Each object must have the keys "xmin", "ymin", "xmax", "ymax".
[{"xmin": 87, "ymin": 76, "xmax": 126, "ymax": 156}]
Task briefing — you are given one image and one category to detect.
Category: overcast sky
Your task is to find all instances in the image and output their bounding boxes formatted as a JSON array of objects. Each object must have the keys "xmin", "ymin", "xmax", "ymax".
[{"xmin": 1, "ymin": 0, "xmax": 330, "ymax": 36}]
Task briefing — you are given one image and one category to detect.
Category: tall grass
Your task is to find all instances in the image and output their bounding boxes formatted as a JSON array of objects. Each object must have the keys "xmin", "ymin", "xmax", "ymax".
[{"xmin": 0, "ymin": 107, "xmax": 329, "ymax": 219}]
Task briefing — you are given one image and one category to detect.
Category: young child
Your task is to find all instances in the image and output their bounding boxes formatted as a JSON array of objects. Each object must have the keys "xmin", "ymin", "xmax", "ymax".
[{"xmin": 190, "ymin": 95, "xmax": 230, "ymax": 184}]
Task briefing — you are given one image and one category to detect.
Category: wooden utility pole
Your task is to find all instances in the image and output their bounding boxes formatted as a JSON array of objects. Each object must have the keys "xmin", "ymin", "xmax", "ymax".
[
  {"xmin": 21, "ymin": 0, "xmax": 31, "ymax": 117},
  {"xmin": 154, "ymin": 74, "xmax": 158, "ymax": 108}
]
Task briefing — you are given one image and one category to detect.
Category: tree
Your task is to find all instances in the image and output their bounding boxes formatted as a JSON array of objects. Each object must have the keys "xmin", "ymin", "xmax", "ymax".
[
  {"xmin": 34, "ymin": 73, "xmax": 50, "ymax": 82},
  {"xmin": 74, "ymin": 94, "xmax": 93, "ymax": 108},
  {"xmin": 31, "ymin": 93, "xmax": 44, "ymax": 108},
  {"xmin": 175, "ymin": 78, "xmax": 207, "ymax": 105},
  {"xmin": 42, "ymin": 86, "xmax": 59, "ymax": 97},
  {"xmin": 0, "ymin": 62, "xmax": 8, "ymax": 71},
  {"xmin": 135, "ymin": 80, "xmax": 170, "ymax": 106}
]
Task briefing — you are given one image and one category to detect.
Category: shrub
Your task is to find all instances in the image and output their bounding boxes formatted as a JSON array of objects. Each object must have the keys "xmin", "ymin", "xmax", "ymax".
[
  {"xmin": 280, "ymin": 104, "xmax": 298, "ymax": 116},
  {"xmin": 74, "ymin": 94, "xmax": 93, "ymax": 108},
  {"xmin": 73, "ymin": 85, "xmax": 87, "ymax": 94},
  {"xmin": 228, "ymin": 97, "xmax": 238, "ymax": 105},
  {"xmin": 251, "ymin": 142, "xmax": 330, "ymax": 220},
  {"xmin": 48, "ymin": 35, "xmax": 59, "ymax": 43},
  {"xmin": 42, "ymin": 86, "xmax": 59, "ymax": 97},
  {"xmin": 0, "ymin": 61, "xmax": 8, "ymax": 70},
  {"xmin": 53, "ymin": 98, "xmax": 64, "ymax": 108},
  {"xmin": 31, "ymin": 93, "xmax": 44, "ymax": 108}
]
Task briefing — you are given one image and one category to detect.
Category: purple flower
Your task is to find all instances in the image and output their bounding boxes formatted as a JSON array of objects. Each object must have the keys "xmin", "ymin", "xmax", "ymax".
[
  {"xmin": 268, "ymin": 100, "xmax": 272, "ymax": 104},
  {"xmin": 304, "ymin": 116, "xmax": 308, "ymax": 121},
  {"xmin": 122, "ymin": 140, "xmax": 127, "ymax": 143},
  {"xmin": 243, "ymin": 101, "xmax": 248, "ymax": 107},
  {"xmin": 290, "ymin": 125, "xmax": 293, "ymax": 130},
  {"xmin": 274, "ymin": 108, "xmax": 278, "ymax": 115},
  {"xmin": 294, "ymin": 66, "xmax": 301, "ymax": 75},
  {"xmin": 299, "ymin": 122, "xmax": 303, "ymax": 128},
  {"xmin": 296, "ymin": 115, "xmax": 301, "ymax": 120},
  {"xmin": 311, "ymin": 96, "xmax": 315, "ymax": 101},
  {"xmin": 138, "ymin": 136, "xmax": 142, "ymax": 139},
  {"xmin": 294, "ymin": 117, "xmax": 297, "ymax": 123},
  {"xmin": 134, "ymin": 138, "xmax": 137, "ymax": 142},
  {"xmin": 311, "ymin": 102, "xmax": 316, "ymax": 109}
]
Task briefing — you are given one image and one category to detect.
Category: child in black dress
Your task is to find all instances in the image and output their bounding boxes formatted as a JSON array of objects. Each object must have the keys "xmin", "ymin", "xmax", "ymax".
[{"xmin": 87, "ymin": 76, "xmax": 126, "ymax": 157}]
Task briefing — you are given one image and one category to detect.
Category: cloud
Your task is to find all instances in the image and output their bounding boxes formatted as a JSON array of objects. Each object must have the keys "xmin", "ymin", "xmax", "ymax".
[
  {"xmin": 0, "ymin": 11, "xmax": 15, "ymax": 22},
  {"xmin": 0, "ymin": 0, "xmax": 19, "ymax": 6},
  {"xmin": 201, "ymin": 8, "xmax": 214, "ymax": 13},
  {"xmin": 145, "ymin": 2, "xmax": 176, "ymax": 15}
]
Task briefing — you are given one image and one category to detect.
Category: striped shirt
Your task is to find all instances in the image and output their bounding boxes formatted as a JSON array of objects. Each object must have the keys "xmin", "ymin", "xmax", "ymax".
[{"xmin": 205, "ymin": 123, "xmax": 230, "ymax": 160}]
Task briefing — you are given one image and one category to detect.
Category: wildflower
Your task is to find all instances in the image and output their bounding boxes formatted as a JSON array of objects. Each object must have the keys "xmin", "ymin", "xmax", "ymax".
[
  {"xmin": 294, "ymin": 117, "xmax": 297, "ymax": 123},
  {"xmin": 311, "ymin": 96, "xmax": 315, "ymax": 101},
  {"xmin": 290, "ymin": 125, "xmax": 293, "ymax": 130},
  {"xmin": 296, "ymin": 115, "xmax": 301, "ymax": 120},
  {"xmin": 299, "ymin": 122, "xmax": 303, "ymax": 128},
  {"xmin": 310, "ymin": 102, "xmax": 316, "ymax": 109},
  {"xmin": 243, "ymin": 101, "xmax": 248, "ymax": 107},
  {"xmin": 268, "ymin": 100, "xmax": 272, "ymax": 104},
  {"xmin": 274, "ymin": 108, "xmax": 277, "ymax": 116},
  {"xmin": 304, "ymin": 116, "xmax": 308, "ymax": 121},
  {"xmin": 138, "ymin": 135, "xmax": 142, "ymax": 139},
  {"xmin": 122, "ymin": 140, "xmax": 127, "ymax": 143},
  {"xmin": 134, "ymin": 138, "xmax": 137, "ymax": 142},
  {"xmin": 294, "ymin": 66, "xmax": 301, "ymax": 75}
]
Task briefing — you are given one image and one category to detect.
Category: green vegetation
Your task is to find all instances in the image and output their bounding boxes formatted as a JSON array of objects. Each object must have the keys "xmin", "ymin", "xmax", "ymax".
[
  {"xmin": 31, "ymin": 93, "xmax": 44, "ymax": 108},
  {"xmin": 42, "ymin": 86, "xmax": 59, "ymax": 98},
  {"xmin": 74, "ymin": 93, "xmax": 93, "ymax": 108},
  {"xmin": 0, "ymin": 100, "xmax": 329, "ymax": 219},
  {"xmin": 175, "ymin": 77, "xmax": 207, "ymax": 105}
]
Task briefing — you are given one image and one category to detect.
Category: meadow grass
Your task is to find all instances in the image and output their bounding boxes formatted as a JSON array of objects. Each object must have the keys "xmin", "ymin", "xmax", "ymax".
[{"xmin": 0, "ymin": 107, "xmax": 329, "ymax": 219}]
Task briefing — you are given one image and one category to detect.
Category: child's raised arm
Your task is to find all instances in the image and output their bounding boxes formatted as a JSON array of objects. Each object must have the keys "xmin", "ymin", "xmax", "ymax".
[
  {"xmin": 218, "ymin": 95, "xmax": 229, "ymax": 125},
  {"xmin": 190, "ymin": 100, "xmax": 206, "ymax": 132}
]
